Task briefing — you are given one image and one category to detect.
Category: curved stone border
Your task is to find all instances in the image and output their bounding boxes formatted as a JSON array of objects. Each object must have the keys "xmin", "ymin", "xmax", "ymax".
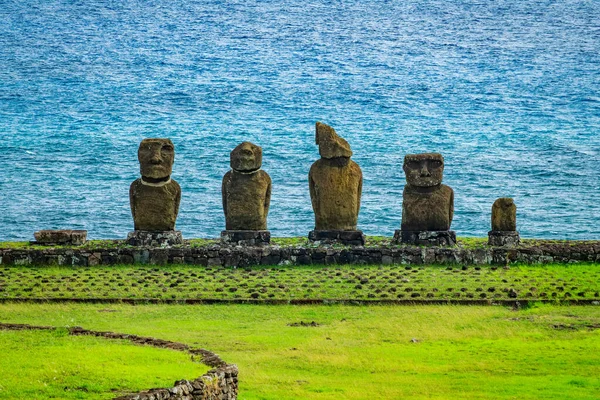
[
  {"xmin": 1, "ymin": 240, "xmax": 599, "ymax": 266},
  {"xmin": 0, "ymin": 322, "xmax": 238, "ymax": 400}
]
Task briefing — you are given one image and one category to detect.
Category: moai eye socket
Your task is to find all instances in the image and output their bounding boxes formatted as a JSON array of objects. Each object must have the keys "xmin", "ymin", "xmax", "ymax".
[
  {"xmin": 429, "ymin": 160, "xmax": 442, "ymax": 168},
  {"xmin": 407, "ymin": 161, "xmax": 420, "ymax": 169},
  {"xmin": 161, "ymin": 145, "xmax": 174, "ymax": 153}
]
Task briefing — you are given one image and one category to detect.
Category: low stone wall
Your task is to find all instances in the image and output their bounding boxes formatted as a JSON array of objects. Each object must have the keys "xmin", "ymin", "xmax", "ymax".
[
  {"xmin": 0, "ymin": 323, "xmax": 238, "ymax": 400},
  {"xmin": 1, "ymin": 240, "xmax": 599, "ymax": 266}
]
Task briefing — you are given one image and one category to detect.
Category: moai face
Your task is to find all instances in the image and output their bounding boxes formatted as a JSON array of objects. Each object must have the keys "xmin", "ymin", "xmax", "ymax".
[
  {"xmin": 403, "ymin": 153, "xmax": 444, "ymax": 188},
  {"xmin": 231, "ymin": 142, "xmax": 262, "ymax": 172},
  {"xmin": 316, "ymin": 122, "xmax": 353, "ymax": 159},
  {"xmin": 138, "ymin": 139, "xmax": 175, "ymax": 180}
]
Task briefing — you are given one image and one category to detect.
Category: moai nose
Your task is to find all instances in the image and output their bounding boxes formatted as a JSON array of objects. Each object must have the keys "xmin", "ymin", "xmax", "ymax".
[
  {"xmin": 420, "ymin": 164, "xmax": 431, "ymax": 177},
  {"xmin": 150, "ymin": 151, "xmax": 162, "ymax": 164}
]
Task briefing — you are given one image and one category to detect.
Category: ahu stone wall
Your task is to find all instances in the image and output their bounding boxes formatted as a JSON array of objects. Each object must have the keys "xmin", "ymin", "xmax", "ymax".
[{"xmin": 1, "ymin": 241, "xmax": 599, "ymax": 267}]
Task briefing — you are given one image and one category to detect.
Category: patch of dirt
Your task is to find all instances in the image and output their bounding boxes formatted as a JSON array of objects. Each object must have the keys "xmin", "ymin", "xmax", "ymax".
[
  {"xmin": 552, "ymin": 323, "xmax": 600, "ymax": 331},
  {"xmin": 288, "ymin": 321, "xmax": 320, "ymax": 327}
]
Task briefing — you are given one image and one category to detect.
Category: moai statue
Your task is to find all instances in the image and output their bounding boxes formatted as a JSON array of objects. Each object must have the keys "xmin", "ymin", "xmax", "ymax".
[
  {"xmin": 308, "ymin": 122, "xmax": 364, "ymax": 245},
  {"xmin": 128, "ymin": 138, "xmax": 182, "ymax": 246},
  {"xmin": 221, "ymin": 142, "xmax": 272, "ymax": 245},
  {"xmin": 393, "ymin": 153, "xmax": 456, "ymax": 246},
  {"xmin": 488, "ymin": 197, "xmax": 520, "ymax": 246}
]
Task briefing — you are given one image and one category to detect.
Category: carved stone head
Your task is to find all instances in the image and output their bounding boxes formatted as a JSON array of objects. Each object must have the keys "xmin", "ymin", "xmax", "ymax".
[
  {"xmin": 231, "ymin": 141, "xmax": 262, "ymax": 172},
  {"xmin": 138, "ymin": 139, "xmax": 175, "ymax": 180},
  {"xmin": 403, "ymin": 153, "xmax": 444, "ymax": 188},
  {"xmin": 492, "ymin": 197, "xmax": 517, "ymax": 231},
  {"xmin": 316, "ymin": 122, "xmax": 352, "ymax": 159}
]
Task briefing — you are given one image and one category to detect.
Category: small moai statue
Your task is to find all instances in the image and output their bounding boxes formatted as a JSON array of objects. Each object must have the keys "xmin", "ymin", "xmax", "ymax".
[
  {"xmin": 308, "ymin": 122, "xmax": 364, "ymax": 245},
  {"xmin": 128, "ymin": 138, "xmax": 182, "ymax": 246},
  {"xmin": 488, "ymin": 197, "xmax": 520, "ymax": 246},
  {"xmin": 393, "ymin": 153, "xmax": 456, "ymax": 246},
  {"xmin": 221, "ymin": 142, "xmax": 272, "ymax": 245}
]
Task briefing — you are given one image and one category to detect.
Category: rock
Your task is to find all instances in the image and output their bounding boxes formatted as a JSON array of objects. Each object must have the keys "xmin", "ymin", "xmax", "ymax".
[
  {"xmin": 127, "ymin": 231, "xmax": 183, "ymax": 247},
  {"xmin": 33, "ymin": 230, "xmax": 87, "ymax": 245},
  {"xmin": 221, "ymin": 230, "xmax": 270, "ymax": 246},
  {"xmin": 488, "ymin": 231, "xmax": 520, "ymax": 247},
  {"xmin": 308, "ymin": 230, "xmax": 365, "ymax": 246},
  {"xmin": 222, "ymin": 142, "xmax": 272, "ymax": 231},
  {"xmin": 394, "ymin": 230, "xmax": 457, "ymax": 246},
  {"xmin": 491, "ymin": 198, "xmax": 517, "ymax": 231},
  {"xmin": 130, "ymin": 139, "xmax": 181, "ymax": 231},
  {"xmin": 309, "ymin": 122, "xmax": 363, "ymax": 231}
]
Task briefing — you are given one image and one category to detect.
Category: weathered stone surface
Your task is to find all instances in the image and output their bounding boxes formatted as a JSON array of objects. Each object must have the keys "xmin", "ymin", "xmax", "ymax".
[
  {"xmin": 488, "ymin": 231, "xmax": 520, "ymax": 247},
  {"xmin": 400, "ymin": 153, "xmax": 454, "ymax": 232},
  {"xmin": 309, "ymin": 122, "xmax": 362, "ymax": 231},
  {"xmin": 130, "ymin": 139, "xmax": 181, "ymax": 231},
  {"xmin": 33, "ymin": 230, "xmax": 87, "ymax": 245},
  {"xmin": 394, "ymin": 230, "xmax": 457, "ymax": 246},
  {"xmin": 491, "ymin": 197, "xmax": 517, "ymax": 232},
  {"xmin": 127, "ymin": 231, "xmax": 183, "ymax": 247},
  {"xmin": 315, "ymin": 121, "xmax": 352, "ymax": 158},
  {"xmin": 221, "ymin": 230, "xmax": 270, "ymax": 245},
  {"xmin": 2, "ymin": 240, "xmax": 599, "ymax": 268},
  {"xmin": 308, "ymin": 230, "xmax": 365, "ymax": 246},
  {"xmin": 222, "ymin": 142, "xmax": 271, "ymax": 231}
]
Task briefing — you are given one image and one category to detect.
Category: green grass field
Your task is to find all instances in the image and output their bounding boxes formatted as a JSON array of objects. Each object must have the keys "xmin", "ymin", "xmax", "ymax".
[
  {"xmin": 1, "ymin": 263, "xmax": 599, "ymax": 302},
  {"xmin": 1, "ymin": 302, "xmax": 599, "ymax": 399},
  {"xmin": 0, "ymin": 327, "xmax": 208, "ymax": 399}
]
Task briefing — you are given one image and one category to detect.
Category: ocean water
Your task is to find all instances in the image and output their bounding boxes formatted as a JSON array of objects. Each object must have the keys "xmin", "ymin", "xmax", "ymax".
[{"xmin": 1, "ymin": 0, "xmax": 599, "ymax": 241}]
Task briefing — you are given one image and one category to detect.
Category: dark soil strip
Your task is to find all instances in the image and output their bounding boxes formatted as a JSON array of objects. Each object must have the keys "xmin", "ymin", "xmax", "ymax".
[
  {"xmin": 552, "ymin": 323, "xmax": 600, "ymax": 331},
  {"xmin": 1, "ymin": 297, "xmax": 600, "ymax": 306}
]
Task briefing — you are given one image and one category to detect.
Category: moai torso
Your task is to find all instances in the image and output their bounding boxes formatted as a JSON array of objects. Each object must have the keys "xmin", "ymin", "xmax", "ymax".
[
  {"xmin": 130, "ymin": 179, "xmax": 181, "ymax": 231},
  {"xmin": 222, "ymin": 142, "xmax": 272, "ymax": 230},
  {"xmin": 491, "ymin": 198, "xmax": 516, "ymax": 231},
  {"xmin": 309, "ymin": 158, "xmax": 362, "ymax": 230},
  {"xmin": 130, "ymin": 138, "xmax": 181, "ymax": 231},
  {"xmin": 401, "ymin": 153, "xmax": 454, "ymax": 231},
  {"xmin": 309, "ymin": 122, "xmax": 362, "ymax": 231}
]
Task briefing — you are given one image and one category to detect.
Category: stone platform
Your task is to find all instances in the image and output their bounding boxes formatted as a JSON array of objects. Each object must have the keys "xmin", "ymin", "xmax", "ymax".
[
  {"xmin": 127, "ymin": 231, "xmax": 183, "ymax": 247},
  {"xmin": 488, "ymin": 231, "xmax": 520, "ymax": 247},
  {"xmin": 221, "ymin": 230, "xmax": 270, "ymax": 245},
  {"xmin": 308, "ymin": 230, "xmax": 366, "ymax": 246},
  {"xmin": 1, "ymin": 239, "xmax": 599, "ymax": 267},
  {"xmin": 393, "ymin": 230, "xmax": 457, "ymax": 246}
]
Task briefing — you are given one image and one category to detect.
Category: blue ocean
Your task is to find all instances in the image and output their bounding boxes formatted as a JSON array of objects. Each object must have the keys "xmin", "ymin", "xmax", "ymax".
[{"xmin": 1, "ymin": 0, "xmax": 599, "ymax": 241}]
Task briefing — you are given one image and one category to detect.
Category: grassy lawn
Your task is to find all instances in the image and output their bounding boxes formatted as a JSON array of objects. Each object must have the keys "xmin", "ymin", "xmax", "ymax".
[
  {"xmin": 1, "ymin": 263, "xmax": 599, "ymax": 302},
  {"xmin": 1, "ymin": 303, "xmax": 599, "ymax": 399},
  {"xmin": 0, "ymin": 327, "xmax": 208, "ymax": 399}
]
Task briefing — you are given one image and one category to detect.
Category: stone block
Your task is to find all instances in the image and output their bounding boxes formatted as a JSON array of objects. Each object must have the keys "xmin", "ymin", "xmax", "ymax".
[
  {"xmin": 220, "ymin": 230, "xmax": 270, "ymax": 245},
  {"xmin": 308, "ymin": 230, "xmax": 365, "ymax": 246},
  {"xmin": 127, "ymin": 230, "xmax": 183, "ymax": 247},
  {"xmin": 488, "ymin": 231, "xmax": 520, "ymax": 247},
  {"xmin": 393, "ymin": 230, "xmax": 456, "ymax": 246},
  {"xmin": 32, "ymin": 230, "xmax": 87, "ymax": 246}
]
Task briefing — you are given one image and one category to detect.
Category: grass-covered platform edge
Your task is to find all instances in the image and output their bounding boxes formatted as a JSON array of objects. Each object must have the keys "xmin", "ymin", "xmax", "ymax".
[
  {"xmin": 0, "ymin": 237, "xmax": 598, "ymax": 266},
  {"xmin": 0, "ymin": 322, "xmax": 238, "ymax": 400}
]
